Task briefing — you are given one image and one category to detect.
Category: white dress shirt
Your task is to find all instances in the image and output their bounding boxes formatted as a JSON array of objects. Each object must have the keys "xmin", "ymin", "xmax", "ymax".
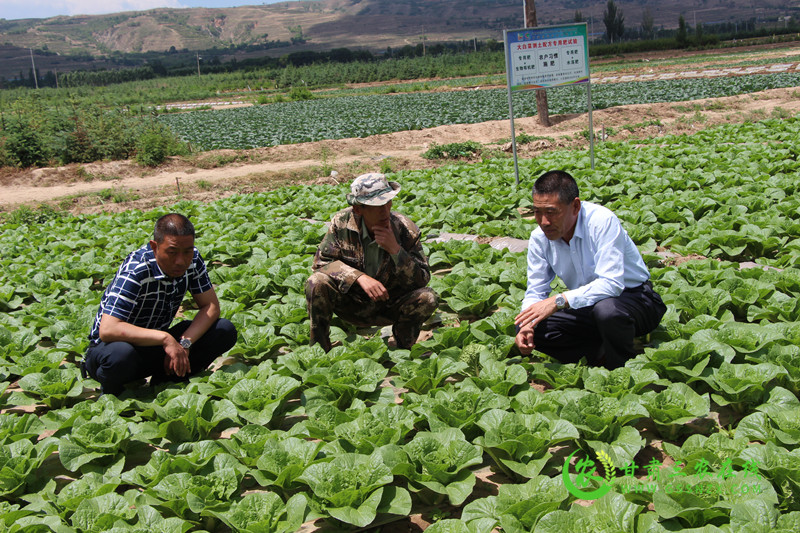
[{"xmin": 521, "ymin": 201, "xmax": 650, "ymax": 311}]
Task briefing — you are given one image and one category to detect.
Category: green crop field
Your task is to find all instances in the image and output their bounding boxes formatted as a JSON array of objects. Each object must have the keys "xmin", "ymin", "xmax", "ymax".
[
  {"xmin": 3, "ymin": 42, "xmax": 799, "ymax": 170},
  {"xmin": 2, "ymin": 100, "xmax": 800, "ymax": 530},
  {"xmin": 158, "ymin": 72, "xmax": 800, "ymax": 150}
]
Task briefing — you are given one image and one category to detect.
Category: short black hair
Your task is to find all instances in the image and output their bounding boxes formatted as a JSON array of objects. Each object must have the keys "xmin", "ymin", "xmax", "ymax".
[
  {"xmin": 532, "ymin": 170, "xmax": 580, "ymax": 206},
  {"xmin": 153, "ymin": 213, "xmax": 195, "ymax": 243}
]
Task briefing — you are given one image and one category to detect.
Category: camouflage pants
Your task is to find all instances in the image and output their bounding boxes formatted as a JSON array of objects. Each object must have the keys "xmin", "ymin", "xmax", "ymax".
[{"xmin": 305, "ymin": 272, "xmax": 438, "ymax": 351}]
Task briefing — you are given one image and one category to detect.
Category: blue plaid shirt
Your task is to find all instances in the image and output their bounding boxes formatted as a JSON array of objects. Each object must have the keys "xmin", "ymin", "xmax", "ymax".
[{"xmin": 88, "ymin": 243, "xmax": 213, "ymax": 344}]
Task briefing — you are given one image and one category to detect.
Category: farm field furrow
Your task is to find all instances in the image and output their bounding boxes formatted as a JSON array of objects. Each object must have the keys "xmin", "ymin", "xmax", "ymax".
[{"xmin": 2, "ymin": 109, "xmax": 800, "ymax": 530}]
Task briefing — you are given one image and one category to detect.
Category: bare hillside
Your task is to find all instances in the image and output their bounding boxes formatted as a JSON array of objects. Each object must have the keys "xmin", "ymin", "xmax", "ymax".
[{"xmin": 1, "ymin": 0, "xmax": 795, "ymax": 56}]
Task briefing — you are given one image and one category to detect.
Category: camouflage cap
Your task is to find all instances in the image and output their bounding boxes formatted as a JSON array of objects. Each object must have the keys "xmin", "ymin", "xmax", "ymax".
[{"xmin": 346, "ymin": 173, "xmax": 401, "ymax": 206}]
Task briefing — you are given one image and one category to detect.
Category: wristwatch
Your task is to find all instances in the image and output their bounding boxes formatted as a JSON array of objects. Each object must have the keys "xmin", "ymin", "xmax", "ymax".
[
  {"xmin": 555, "ymin": 293, "xmax": 568, "ymax": 310},
  {"xmin": 179, "ymin": 337, "xmax": 192, "ymax": 350}
]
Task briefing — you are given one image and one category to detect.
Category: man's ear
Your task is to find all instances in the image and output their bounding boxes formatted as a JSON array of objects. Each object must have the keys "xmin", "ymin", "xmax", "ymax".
[
  {"xmin": 149, "ymin": 239, "xmax": 159, "ymax": 252},
  {"xmin": 352, "ymin": 204, "xmax": 363, "ymax": 216},
  {"xmin": 570, "ymin": 197, "xmax": 581, "ymax": 215}
]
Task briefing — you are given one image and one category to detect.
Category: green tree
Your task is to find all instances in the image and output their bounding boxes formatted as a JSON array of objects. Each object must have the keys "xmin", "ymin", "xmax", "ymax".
[
  {"xmin": 677, "ymin": 15, "xmax": 688, "ymax": 46},
  {"xmin": 3, "ymin": 119, "xmax": 48, "ymax": 167},
  {"xmin": 574, "ymin": 11, "xmax": 585, "ymax": 23},
  {"xmin": 603, "ymin": 0, "xmax": 625, "ymax": 43},
  {"xmin": 135, "ymin": 129, "xmax": 170, "ymax": 167},
  {"xmin": 641, "ymin": 8, "xmax": 655, "ymax": 39},
  {"xmin": 288, "ymin": 25, "xmax": 305, "ymax": 44}
]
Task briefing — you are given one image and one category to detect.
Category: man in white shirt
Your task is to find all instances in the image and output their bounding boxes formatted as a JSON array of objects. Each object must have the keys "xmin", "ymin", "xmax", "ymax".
[{"xmin": 514, "ymin": 170, "xmax": 666, "ymax": 368}]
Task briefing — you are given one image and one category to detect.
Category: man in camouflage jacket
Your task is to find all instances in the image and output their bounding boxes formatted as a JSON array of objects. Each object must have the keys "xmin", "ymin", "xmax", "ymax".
[{"xmin": 306, "ymin": 173, "xmax": 438, "ymax": 351}]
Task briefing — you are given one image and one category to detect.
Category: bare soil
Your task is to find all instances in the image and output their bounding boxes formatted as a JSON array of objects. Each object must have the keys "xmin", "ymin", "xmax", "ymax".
[{"xmin": 1, "ymin": 46, "xmax": 799, "ymax": 216}]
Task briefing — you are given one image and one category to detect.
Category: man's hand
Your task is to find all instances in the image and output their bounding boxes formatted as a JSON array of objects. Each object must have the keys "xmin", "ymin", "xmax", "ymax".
[
  {"xmin": 515, "ymin": 323, "xmax": 536, "ymax": 355},
  {"xmin": 372, "ymin": 221, "xmax": 401, "ymax": 255},
  {"xmin": 514, "ymin": 297, "xmax": 558, "ymax": 329},
  {"xmin": 163, "ymin": 335, "xmax": 191, "ymax": 377},
  {"xmin": 356, "ymin": 274, "xmax": 389, "ymax": 301}
]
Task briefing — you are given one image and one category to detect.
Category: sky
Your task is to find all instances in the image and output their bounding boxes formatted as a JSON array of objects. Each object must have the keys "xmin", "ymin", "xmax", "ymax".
[{"xmin": 0, "ymin": 1, "xmax": 295, "ymax": 21}]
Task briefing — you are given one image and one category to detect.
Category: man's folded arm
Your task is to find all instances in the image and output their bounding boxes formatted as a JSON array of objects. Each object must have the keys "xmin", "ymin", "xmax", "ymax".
[{"xmin": 98, "ymin": 314, "xmax": 172, "ymax": 346}]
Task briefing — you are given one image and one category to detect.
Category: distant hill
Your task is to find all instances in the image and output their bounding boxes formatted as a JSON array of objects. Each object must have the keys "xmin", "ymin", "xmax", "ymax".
[{"xmin": 1, "ymin": 0, "xmax": 796, "ymax": 81}]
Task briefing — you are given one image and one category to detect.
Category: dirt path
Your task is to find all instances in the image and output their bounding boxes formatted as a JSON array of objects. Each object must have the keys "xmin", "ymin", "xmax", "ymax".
[{"xmin": 2, "ymin": 57, "xmax": 799, "ymax": 214}]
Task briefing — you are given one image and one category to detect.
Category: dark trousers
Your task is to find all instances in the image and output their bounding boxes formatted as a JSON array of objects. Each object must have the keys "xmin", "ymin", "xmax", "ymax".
[
  {"xmin": 533, "ymin": 281, "xmax": 666, "ymax": 369},
  {"xmin": 306, "ymin": 272, "xmax": 438, "ymax": 351},
  {"xmin": 83, "ymin": 318, "xmax": 237, "ymax": 395}
]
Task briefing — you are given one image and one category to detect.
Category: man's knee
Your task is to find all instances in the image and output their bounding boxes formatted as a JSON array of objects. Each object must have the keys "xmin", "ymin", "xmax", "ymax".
[
  {"xmin": 88, "ymin": 342, "xmax": 141, "ymax": 389},
  {"xmin": 306, "ymin": 272, "xmax": 336, "ymax": 299},
  {"xmin": 593, "ymin": 298, "xmax": 632, "ymax": 326},
  {"xmin": 415, "ymin": 287, "xmax": 439, "ymax": 316},
  {"xmin": 399, "ymin": 287, "xmax": 438, "ymax": 322},
  {"xmin": 306, "ymin": 272, "xmax": 345, "ymax": 324},
  {"xmin": 214, "ymin": 318, "xmax": 238, "ymax": 351}
]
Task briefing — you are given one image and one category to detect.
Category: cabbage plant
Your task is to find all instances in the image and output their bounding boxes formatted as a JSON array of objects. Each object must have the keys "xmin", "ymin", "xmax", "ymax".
[
  {"xmin": 226, "ymin": 376, "xmax": 301, "ymax": 426},
  {"xmin": 640, "ymin": 383, "xmax": 711, "ymax": 440},
  {"xmin": 209, "ymin": 491, "xmax": 308, "ymax": 533},
  {"xmin": 475, "ymin": 409, "xmax": 578, "ymax": 480},
  {"xmin": 144, "ymin": 392, "xmax": 239, "ymax": 443},
  {"xmin": 705, "ymin": 362, "xmax": 785, "ymax": 414},
  {"xmin": 58, "ymin": 414, "xmax": 132, "ymax": 474},
  {"xmin": 298, "ymin": 450, "xmax": 411, "ymax": 528},
  {"xmin": 385, "ymin": 427, "xmax": 483, "ymax": 506},
  {"xmin": 461, "ymin": 475, "xmax": 570, "ymax": 533},
  {"xmin": 559, "ymin": 393, "xmax": 648, "ymax": 465},
  {"xmin": 18, "ymin": 367, "xmax": 83, "ymax": 409}
]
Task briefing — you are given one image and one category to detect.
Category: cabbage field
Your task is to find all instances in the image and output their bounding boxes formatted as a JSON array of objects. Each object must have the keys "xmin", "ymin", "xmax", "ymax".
[
  {"xmin": 2, "ymin": 99, "xmax": 800, "ymax": 531},
  {"xmin": 159, "ymin": 72, "xmax": 800, "ymax": 150}
]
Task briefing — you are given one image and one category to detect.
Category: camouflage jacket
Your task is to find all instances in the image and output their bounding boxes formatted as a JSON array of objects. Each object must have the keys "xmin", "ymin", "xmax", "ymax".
[{"xmin": 312, "ymin": 208, "xmax": 431, "ymax": 294}]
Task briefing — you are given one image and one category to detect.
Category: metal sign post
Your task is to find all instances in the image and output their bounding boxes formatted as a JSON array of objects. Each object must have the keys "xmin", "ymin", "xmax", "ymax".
[{"xmin": 504, "ymin": 23, "xmax": 594, "ymax": 185}]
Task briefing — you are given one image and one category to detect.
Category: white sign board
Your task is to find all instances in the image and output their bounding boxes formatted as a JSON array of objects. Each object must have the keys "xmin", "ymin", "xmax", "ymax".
[
  {"xmin": 505, "ymin": 23, "xmax": 590, "ymax": 91},
  {"xmin": 503, "ymin": 23, "xmax": 594, "ymax": 182}
]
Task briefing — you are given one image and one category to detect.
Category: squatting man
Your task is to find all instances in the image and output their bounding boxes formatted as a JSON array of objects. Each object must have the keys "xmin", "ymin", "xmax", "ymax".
[
  {"xmin": 514, "ymin": 170, "xmax": 666, "ymax": 368},
  {"xmin": 305, "ymin": 173, "xmax": 438, "ymax": 351},
  {"xmin": 83, "ymin": 213, "xmax": 237, "ymax": 395}
]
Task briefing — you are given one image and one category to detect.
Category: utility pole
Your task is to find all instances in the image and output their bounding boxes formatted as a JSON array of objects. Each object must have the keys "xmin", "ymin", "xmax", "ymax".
[
  {"xmin": 524, "ymin": 0, "xmax": 550, "ymax": 126},
  {"xmin": 196, "ymin": 53, "xmax": 201, "ymax": 77},
  {"xmin": 30, "ymin": 48, "xmax": 39, "ymax": 89}
]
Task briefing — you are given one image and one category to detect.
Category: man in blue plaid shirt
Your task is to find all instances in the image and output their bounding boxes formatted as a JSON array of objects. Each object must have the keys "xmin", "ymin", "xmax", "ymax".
[{"xmin": 84, "ymin": 213, "xmax": 237, "ymax": 395}]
